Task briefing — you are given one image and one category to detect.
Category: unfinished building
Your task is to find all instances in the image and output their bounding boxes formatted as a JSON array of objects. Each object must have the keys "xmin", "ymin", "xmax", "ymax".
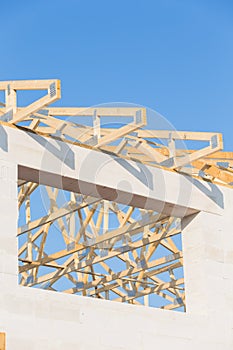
[{"xmin": 0, "ymin": 79, "xmax": 232, "ymax": 349}]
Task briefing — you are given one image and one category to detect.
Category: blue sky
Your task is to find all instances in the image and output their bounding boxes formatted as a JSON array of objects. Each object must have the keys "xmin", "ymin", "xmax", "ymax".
[
  {"xmin": 1, "ymin": 0, "xmax": 233, "ymax": 149},
  {"xmin": 8, "ymin": 1, "xmax": 231, "ymax": 309}
]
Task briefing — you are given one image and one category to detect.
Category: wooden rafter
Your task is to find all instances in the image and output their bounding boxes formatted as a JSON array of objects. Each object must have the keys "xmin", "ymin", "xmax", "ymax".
[
  {"xmin": 0, "ymin": 78, "xmax": 232, "ymax": 188},
  {"xmin": 0, "ymin": 78, "xmax": 230, "ymax": 312},
  {"xmin": 18, "ymin": 183, "xmax": 184, "ymax": 310}
]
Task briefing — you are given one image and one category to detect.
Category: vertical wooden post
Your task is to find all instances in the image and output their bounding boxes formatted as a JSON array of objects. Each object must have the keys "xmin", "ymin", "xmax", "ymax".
[
  {"xmin": 0, "ymin": 333, "xmax": 6, "ymax": 350},
  {"xmin": 5, "ymin": 84, "xmax": 17, "ymax": 115},
  {"xmin": 93, "ymin": 109, "xmax": 101, "ymax": 144}
]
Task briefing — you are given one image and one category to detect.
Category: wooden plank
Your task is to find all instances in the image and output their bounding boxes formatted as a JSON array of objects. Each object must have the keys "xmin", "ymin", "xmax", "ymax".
[
  {"xmin": 95, "ymin": 124, "xmax": 144, "ymax": 148},
  {"xmin": 18, "ymin": 196, "xmax": 99, "ymax": 235},
  {"xmin": 193, "ymin": 160, "xmax": 233, "ymax": 185},
  {"xmin": 18, "ymin": 212, "xmax": 168, "ymax": 273},
  {"xmin": 64, "ymin": 252, "xmax": 182, "ymax": 294},
  {"xmin": 21, "ymin": 224, "xmax": 180, "ymax": 286},
  {"xmin": 114, "ymin": 278, "xmax": 184, "ymax": 303},
  {"xmin": 87, "ymin": 261, "xmax": 182, "ymax": 297},
  {"xmin": 137, "ymin": 130, "xmax": 222, "ymax": 141},
  {"xmin": 129, "ymin": 138, "xmax": 168, "ymax": 163},
  {"xmin": 47, "ymin": 107, "xmax": 142, "ymax": 117},
  {"xmin": 5, "ymin": 86, "xmax": 17, "ymax": 114},
  {"xmin": 10, "ymin": 80, "xmax": 61, "ymax": 123},
  {"xmin": 173, "ymin": 134, "xmax": 223, "ymax": 169},
  {"xmin": 0, "ymin": 79, "xmax": 58, "ymax": 90},
  {"xmin": 0, "ymin": 333, "xmax": 5, "ymax": 350}
]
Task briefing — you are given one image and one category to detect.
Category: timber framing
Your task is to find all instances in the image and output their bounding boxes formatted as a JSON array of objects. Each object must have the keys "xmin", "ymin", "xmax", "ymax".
[
  {"xmin": 0, "ymin": 79, "xmax": 232, "ymax": 187},
  {"xmin": 18, "ymin": 184, "xmax": 184, "ymax": 309},
  {"xmin": 1, "ymin": 79, "xmax": 232, "ymax": 311}
]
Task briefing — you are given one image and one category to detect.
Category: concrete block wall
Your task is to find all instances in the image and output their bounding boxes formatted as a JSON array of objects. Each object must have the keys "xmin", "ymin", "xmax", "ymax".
[
  {"xmin": 0, "ymin": 159, "xmax": 232, "ymax": 349},
  {"xmin": 0, "ymin": 160, "xmax": 18, "ymax": 290}
]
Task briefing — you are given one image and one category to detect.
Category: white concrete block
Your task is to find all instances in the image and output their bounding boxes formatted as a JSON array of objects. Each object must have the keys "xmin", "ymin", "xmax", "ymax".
[{"xmin": 0, "ymin": 128, "xmax": 232, "ymax": 349}]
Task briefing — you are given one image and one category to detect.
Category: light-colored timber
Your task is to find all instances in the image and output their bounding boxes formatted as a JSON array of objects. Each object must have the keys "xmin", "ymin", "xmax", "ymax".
[{"xmin": 1, "ymin": 79, "xmax": 232, "ymax": 311}]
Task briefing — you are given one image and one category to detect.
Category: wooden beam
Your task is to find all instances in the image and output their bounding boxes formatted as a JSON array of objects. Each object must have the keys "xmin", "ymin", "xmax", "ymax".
[
  {"xmin": 114, "ymin": 278, "xmax": 184, "ymax": 303},
  {"xmin": 24, "ymin": 226, "xmax": 180, "ymax": 287},
  {"xmin": 193, "ymin": 160, "xmax": 233, "ymax": 185},
  {"xmin": 18, "ymin": 213, "xmax": 168, "ymax": 273},
  {"xmin": 18, "ymin": 196, "xmax": 99, "ymax": 235},
  {"xmin": 47, "ymin": 107, "xmax": 142, "ymax": 117},
  {"xmin": 137, "ymin": 130, "xmax": 222, "ymax": 141},
  {"xmin": 0, "ymin": 79, "xmax": 59, "ymax": 90},
  {"xmin": 0, "ymin": 333, "xmax": 5, "ymax": 350},
  {"xmin": 64, "ymin": 252, "xmax": 182, "ymax": 294},
  {"xmin": 10, "ymin": 80, "xmax": 61, "ymax": 123}
]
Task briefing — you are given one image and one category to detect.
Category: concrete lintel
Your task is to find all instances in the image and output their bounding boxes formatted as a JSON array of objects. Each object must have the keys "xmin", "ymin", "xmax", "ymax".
[{"xmin": 0, "ymin": 124, "xmax": 225, "ymax": 217}]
